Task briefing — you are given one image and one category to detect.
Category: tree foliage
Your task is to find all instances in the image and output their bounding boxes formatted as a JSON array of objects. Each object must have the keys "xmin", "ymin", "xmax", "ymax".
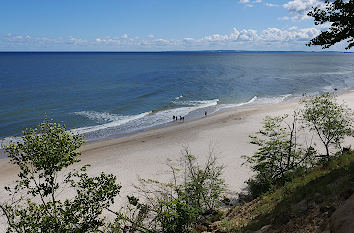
[
  {"xmin": 123, "ymin": 149, "xmax": 226, "ymax": 233},
  {"xmin": 307, "ymin": 0, "xmax": 354, "ymax": 50},
  {"xmin": 0, "ymin": 120, "xmax": 227, "ymax": 232},
  {"xmin": 1, "ymin": 120, "xmax": 122, "ymax": 233},
  {"xmin": 301, "ymin": 92, "xmax": 353, "ymax": 159},
  {"xmin": 243, "ymin": 113, "xmax": 314, "ymax": 196}
]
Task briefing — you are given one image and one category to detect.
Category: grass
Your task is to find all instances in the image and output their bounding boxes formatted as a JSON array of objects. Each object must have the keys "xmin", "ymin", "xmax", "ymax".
[{"xmin": 211, "ymin": 150, "xmax": 354, "ymax": 232}]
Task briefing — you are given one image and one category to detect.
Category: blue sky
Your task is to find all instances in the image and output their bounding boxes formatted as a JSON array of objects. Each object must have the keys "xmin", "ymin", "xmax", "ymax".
[{"xmin": 0, "ymin": 0, "xmax": 348, "ymax": 51}]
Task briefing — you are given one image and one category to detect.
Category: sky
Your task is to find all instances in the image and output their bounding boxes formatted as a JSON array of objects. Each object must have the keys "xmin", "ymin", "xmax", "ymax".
[{"xmin": 0, "ymin": 0, "xmax": 350, "ymax": 51}]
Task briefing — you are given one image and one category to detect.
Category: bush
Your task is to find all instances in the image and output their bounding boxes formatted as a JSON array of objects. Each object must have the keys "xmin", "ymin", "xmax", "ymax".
[
  {"xmin": 301, "ymin": 92, "xmax": 353, "ymax": 160},
  {"xmin": 123, "ymin": 149, "xmax": 226, "ymax": 232},
  {"xmin": 243, "ymin": 113, "xmax": 314, "ymax": 197},
  {"xmin": 1, "ymin": 120, "xmax": 122, "ymax": 232}
]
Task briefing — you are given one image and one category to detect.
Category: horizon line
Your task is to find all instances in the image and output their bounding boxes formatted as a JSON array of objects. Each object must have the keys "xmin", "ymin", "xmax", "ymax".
[{"xmin": 0, "ymin": 50, "xmax": 352, "ymax": 53}]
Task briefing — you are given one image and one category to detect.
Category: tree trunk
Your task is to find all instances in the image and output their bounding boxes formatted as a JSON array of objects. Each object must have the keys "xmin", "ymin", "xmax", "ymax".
[{"xmin": 325, "ymin": 144, "xmax": 330, "ymax": 159}]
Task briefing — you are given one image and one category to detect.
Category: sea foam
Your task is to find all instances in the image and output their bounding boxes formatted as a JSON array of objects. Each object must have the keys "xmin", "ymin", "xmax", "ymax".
[
  {"xmin": 72, "ymin": 111, "xmax": 151, "ymax": 134},
  {"xmin": 219, "ymin": 96, "xmax": 258, "ymax": 110},
  {"xmin": 255, "ymin": 94, "xmax": 292, "ymax": 104},
  {"xmin": 71, "ymin": 99, "xmax": 219, "ymax": 139}
]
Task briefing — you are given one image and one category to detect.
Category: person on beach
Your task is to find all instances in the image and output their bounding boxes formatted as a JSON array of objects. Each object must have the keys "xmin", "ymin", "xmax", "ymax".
[
  {"xmin": 205, "ymin": 111, "xmax": 207, "ymax": 116},
  {"xmin": 173, "ymin": 116, "xmax": 175, "ymax": 120}
]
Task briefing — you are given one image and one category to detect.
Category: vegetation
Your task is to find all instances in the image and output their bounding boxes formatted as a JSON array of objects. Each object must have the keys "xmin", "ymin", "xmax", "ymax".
[
  {"xmin": 243, "ymin": 113, "xmax": 313, "ymax": 197},
  {"xmin": 1, "ymin": 120, "xmax": 121, "ymax": 232},
  {"xmin": 122, "ymin": 149, "xmax": 226, "ymax": 232},
  {"xmin": 214, "ymin": 150, "xmax": 354, "ymax": 232},
  {"xmin": 307, "ymin": 0, "xmax": 354, "ymax": 50},
  {"xmin": 301, "ymin": 93, "xmax": 353, "ymax": 159},
  {"xmin": 243, "ymin": 93, "xmax": 353, "ymax": 198},
  {"xmin": 212, "ymin": 93, "xmax": 354, "ymax": 231},
  {"xmin": 0, "ymin": 121, "xmax": 225, "ymax": 232},
  {"xmin": 0, "ymin": 92, "xmax": 353, "ymax": 232}
]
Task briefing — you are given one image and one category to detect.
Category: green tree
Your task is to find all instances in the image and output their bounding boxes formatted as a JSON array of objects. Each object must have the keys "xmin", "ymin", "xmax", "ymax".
[
  {"xmin": 1, "ymin": 120, "xmax": 122, "ymax": 233},
  {"xmin": 123, "ymin": 149, "xmax": 226, "ymax": 233},
  {"xmin": 243, "ymin": 113, "xmax": 313, "ymax": 196},
  {"xmin": 307, "ymin": 0, "xmax": 354, "ymax": 50},
  {"xmin": 301, "ymin": 93, "xmax": 353, "ymax": 159}
]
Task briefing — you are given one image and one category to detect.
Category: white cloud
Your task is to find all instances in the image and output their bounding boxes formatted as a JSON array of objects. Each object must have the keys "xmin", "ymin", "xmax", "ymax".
[
  {"xmin": 240, "ymin": 0, "xmax": 262, "ymax": 6},
  {"xmin": 278, "ymin": 16, "xmax": 290, "ymax": 21},
  {"xmin": 203, "ymin": 34, "xmax": 229, "ymax": 42},
  {"xmin": 229, "ymin": 28, "xmax": 240, "ymax": 41},
  {"xmin": 120, "ymin": 34, "xmax": 129, "ymax": 39},
  {"xmin": 185, "ymin": 26, "xmax": 320, "ymax": 45},
  {"xmin": 68, "ymin": 37, "xmax": 88, "ymax": 44},
  {"xmin": 1, "ymin": 33, "xmax": 89, "ymax": 46},
  {"xmin": 154, "ymin": 38, "xmax": 170, "ymax": 44},
  {"xmin": 241, "ymin": 0, "xmax": 266, "ymax": 7},
  {"xmin": 315, "ymin": 22, "xmax": 332, "ymax": 29},
  {"xmin": 3, "ymin": 33, "xmax": 32, "ymax": 43},
  {"xmin": 0, "ymin": 26, "xmax": 330, "ymax": 51},
  {"xmin": 239, "ymin": 29, "xmax": 259, "ymax": 41},
  {"xmin": 95, "ymin": 37, "xmax": 120, "ymax": 44},
  {"xmin": 260, "ymin": 27, "xmax": 320, "ymax": 42},
  {"xmin": 265, "ymin": 2, "xmax": 280, "ymax": 7},
  {"xmin": 261, "ymin": 28, "xmax": 289, "ymax": 41},
  {"xmin": 147, "ymin": 34, "xmax": 155, "ymax": 38},
  {"xmin": 282, "ymin": 0, "xmax": 326, "ymax": 21},
  {"xmin": 183, "ymin": 37, "xmax": 195, "ymax": 43}
]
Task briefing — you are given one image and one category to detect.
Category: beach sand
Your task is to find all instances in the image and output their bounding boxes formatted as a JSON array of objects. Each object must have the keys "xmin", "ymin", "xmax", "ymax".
[{"xmin": 0, "ymin": 90, "xmax": 353, "ymax": 220}]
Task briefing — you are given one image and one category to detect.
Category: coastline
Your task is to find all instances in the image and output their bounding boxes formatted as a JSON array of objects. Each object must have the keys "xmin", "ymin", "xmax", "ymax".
[
  {"xmin": 0, "ymin": 89, "xmax": 353, "ymax": 200},
  {"xmin": 80, "ymin": 86, "xmax": 353, "ymax": 153}
]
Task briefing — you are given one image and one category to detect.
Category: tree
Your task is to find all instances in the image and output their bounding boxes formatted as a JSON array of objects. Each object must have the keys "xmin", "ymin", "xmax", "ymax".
[
  {"xmin": 301, "ymin": 93, "xmax": 353, "ymax": 159},
  {"xmin": 307, "ymin": 0, "xmax": 354, "ymax": 50},
  {"xmin": 0, "ymin": 120, "xmax": 226, "ymax": 232},
  {"xmin": 243, "ymin": 113, "xmax": 314, "ymax": 196},
  {"xmin": 1, "ymin": 120, "xmax": 122, "ymax": 232},
  {"xmin": 123, "ymin": 149, "xmax": 226, "ymax": 233}
]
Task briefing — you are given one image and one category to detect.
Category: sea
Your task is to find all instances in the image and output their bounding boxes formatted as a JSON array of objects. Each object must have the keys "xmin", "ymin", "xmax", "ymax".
[{"xmin": 1, "ymin": 51, "xmax": 354, "ymax": 145}]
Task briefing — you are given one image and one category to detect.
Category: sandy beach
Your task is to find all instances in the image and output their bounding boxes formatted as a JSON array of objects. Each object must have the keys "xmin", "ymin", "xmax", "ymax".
[{"xmin": 0, "ymin": 90, "xmax": 354, "ymax": 204}]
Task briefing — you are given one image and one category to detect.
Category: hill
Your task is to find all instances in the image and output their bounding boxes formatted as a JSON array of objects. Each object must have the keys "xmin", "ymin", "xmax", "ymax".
[{"xmin": 204, "ymin": 150, "xmax": 354, "ymax": 233}]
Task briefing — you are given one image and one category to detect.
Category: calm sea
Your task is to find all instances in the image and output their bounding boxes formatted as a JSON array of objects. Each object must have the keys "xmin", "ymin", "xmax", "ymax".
[{"xmin": 1, "ymin": 51, "xmax": 354, "ymax": 143}]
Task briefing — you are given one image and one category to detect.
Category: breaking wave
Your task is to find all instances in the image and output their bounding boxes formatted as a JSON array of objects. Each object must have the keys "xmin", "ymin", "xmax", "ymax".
[
  {"xmin": 71, "ymin": 98, "xmax": 219, "ymax": 139},
  {"xmin": 72, "ymin": 111, "xmax": 151, "ymax": 134}
]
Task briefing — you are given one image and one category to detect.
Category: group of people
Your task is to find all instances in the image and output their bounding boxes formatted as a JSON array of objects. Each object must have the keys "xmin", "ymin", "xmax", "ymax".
[
  {"xmin": 172, "ymin": 111, "xmax": 207, "ymax": 123},
  {"xmin": 173, "ymin": 115, "xmax": 184, "ymax": 121}
]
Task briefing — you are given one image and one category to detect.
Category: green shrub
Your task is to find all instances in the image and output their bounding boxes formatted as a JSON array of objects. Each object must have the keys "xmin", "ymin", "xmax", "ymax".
[
  {"xmin": 124, "ymin": 149, "xmax": 226, "ymax": 232},
  {"xmin": 301, "ymin": 92, "xmax": 353, "ymax": 159},
  {"xmin": 243, "ymin": 113, "xmax": 314, "ymax": 197},
  {"xmin": 1, "ymin": 120, "xmax": 122, "ymax": 233}
]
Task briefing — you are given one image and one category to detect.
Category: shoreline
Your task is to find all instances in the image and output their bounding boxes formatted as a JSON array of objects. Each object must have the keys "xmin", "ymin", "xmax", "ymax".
[
  {"xmin": 0, "ymin": 93, "xmax": 284, "ymax": 157},
  {"xmin": 0, "ymin": 89, "xmax": 353, "ymax": 200},
  {"xmin": 81, "ymin": 86, "xmax": 352, "ymax": 151},
  {"xmin": 0, "ymin": 86, "xmax": 350, "ymax": 150}
]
